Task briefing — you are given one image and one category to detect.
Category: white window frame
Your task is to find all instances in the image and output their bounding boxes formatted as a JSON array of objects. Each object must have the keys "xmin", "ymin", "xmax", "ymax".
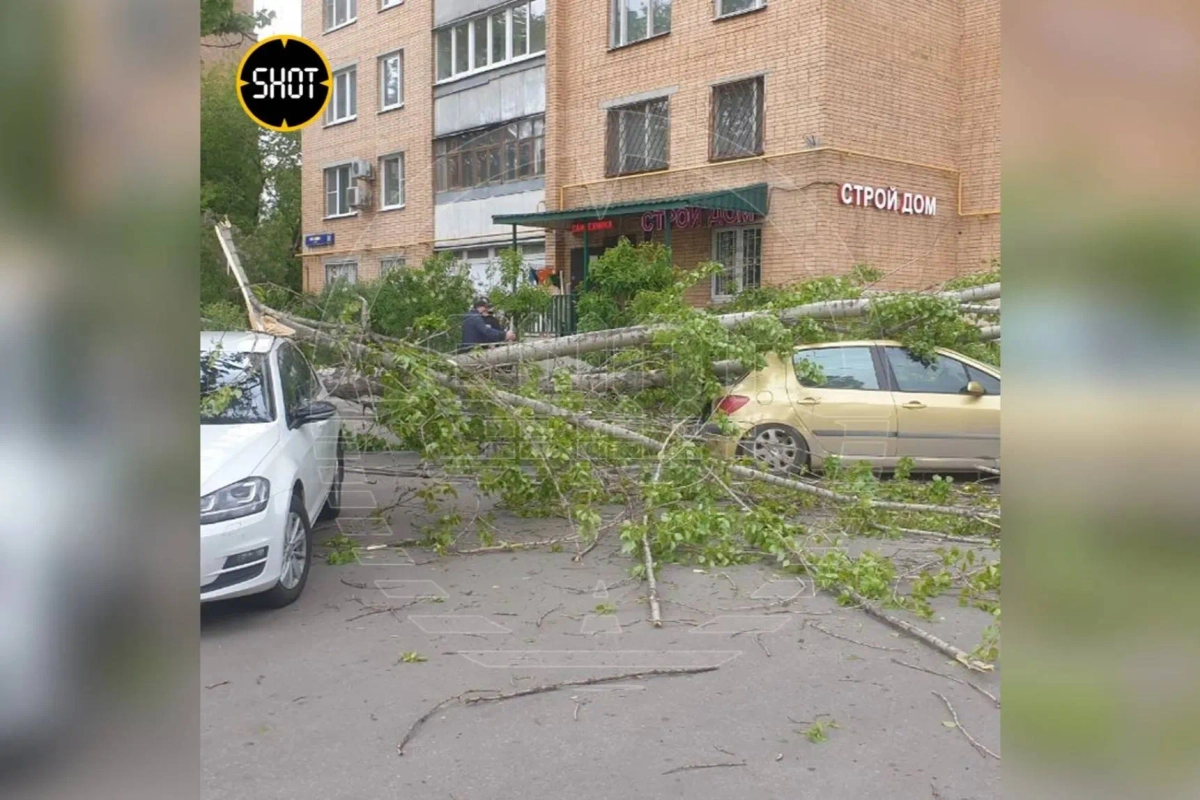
[
  {"xmin": 378, "ymin": 50, "xmax": 404, "ymax": 111},
  {"xmin": 326, "ymin": 66, "xmax": 357, "ymax": 125},
  {"xmin": 710, "ymin": 225, "xmax": 762, "ymax": 301},
  {"xmin": 379, "ymin": 153, "xmax": 405, "ymax": 210},
  {"xmin": 325, "ymin": 260, "xmax": 358, "ymax": 286},
  {"xmin": 434, "ymin": 0, "xmax": 546, "ymax": 85},
  {"xmin": 381, "ymin": 0, "xmax": 403, "ymax": 9},
  {"xmin": 323, "ymin": 0, "xmax": 358, "ymax": 32},
  {"xmin": 611, "ymin": 0, "xmax": 671, "ymax": 48},
  {"xmin": 324, "ymin": 164, "xmax": 355, "ymax": 218},
  {"xmin": 715, "ymin": 0, "xmax": 765, "ymax": 19}
]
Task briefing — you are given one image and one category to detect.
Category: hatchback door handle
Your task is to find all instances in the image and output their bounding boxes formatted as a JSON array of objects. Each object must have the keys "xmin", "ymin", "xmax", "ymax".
[
  {"xmin": 901, "ymin": 401, "xmax": 927, "ymax": 410},
  {"xmin": 797, "ymin": 397, "xmax": 821, "ymax": 406}
]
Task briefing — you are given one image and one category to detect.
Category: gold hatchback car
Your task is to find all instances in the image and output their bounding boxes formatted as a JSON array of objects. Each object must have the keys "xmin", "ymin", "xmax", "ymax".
[{"xmin": 704, "ymin": 341, "xmax": 1000, "ymax": 474}]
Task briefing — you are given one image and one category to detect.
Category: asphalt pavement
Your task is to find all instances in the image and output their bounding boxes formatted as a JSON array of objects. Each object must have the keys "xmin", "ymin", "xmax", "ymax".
[{"xmin": 201, "ymin": 452, "xmax": 1000, "ymax": 800}]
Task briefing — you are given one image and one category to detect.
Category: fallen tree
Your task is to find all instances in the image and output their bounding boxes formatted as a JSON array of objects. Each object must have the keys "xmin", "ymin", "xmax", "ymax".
[
  {"xmin": 222, "ymin": 227, "xmax": 1000, "ymax": 670},
  {"xmin": 452, "ymin": 283, "xmax": 1000, "ymax": 368}
]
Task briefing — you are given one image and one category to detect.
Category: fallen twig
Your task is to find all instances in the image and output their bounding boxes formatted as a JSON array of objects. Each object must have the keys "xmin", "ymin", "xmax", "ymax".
[
  {"xmin": 873, "ymin": 524, "xmax": 997, "ymax": 546},
  {"xmin": 204, "ymin": 680, "xmax": 230, "ymax": 690},
  {"xmin": 453, "ymin": 537, "xmax": 573, "ymax": 555},
  {"xmin": 397, "ymin": 667, "xmax": 718, "ymax": 754},
  {"xmin": 536, "ymin": 604, "xmax": 562, "ymax": 628},
  {"xmin": 345, "ymin": 598, "xmax": 423, "ymax": 622},
  {"xmin": 891, "ymin": 658, "xmax": 1000, "ymax": 708},
  {"xmin": 754, "ymin": 633, "xmax": 772, "ymax": 658},
  {"xmin": 932, "ymin": 690, "xmax": 1000, "ymax": 759},
  {"xmin": 809, "ymin": 622, "xmax": 904, "ymax": 653},
  {"xmin": 846, "ymin": 590, "xmax": 993, "ymax": 672},
  {"xmin": 662, "ymin": 761, "xmax": 747, "ymax": 776},
  {"xmin": 340, "ymin": 577, "xmax": 368, "ymax": 589}
]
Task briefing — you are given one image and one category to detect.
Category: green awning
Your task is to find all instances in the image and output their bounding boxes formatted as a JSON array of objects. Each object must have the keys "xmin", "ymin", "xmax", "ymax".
[{"xmin": 493, "ymin": 183, "xmax": 769, "ymax": 229}]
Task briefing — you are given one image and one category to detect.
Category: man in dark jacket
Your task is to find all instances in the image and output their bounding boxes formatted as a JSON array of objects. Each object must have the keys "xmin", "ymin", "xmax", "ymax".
[{"xmin": 460, "ymin": 297, "xmax": 514, "ymax": 352}]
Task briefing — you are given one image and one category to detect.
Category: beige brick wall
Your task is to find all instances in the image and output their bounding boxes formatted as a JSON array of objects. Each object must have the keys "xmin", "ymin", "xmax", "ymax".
[
  {"xmin": 546, "ymin": 0, "xmax": 1000, "ymax": 297},
  {"xmin": 299, "ymin": 0, "xmax": 999, "ymax": 296},
  {"xmin": 300, "ymin": 0, "xmax": 436, "ymax": 291}
]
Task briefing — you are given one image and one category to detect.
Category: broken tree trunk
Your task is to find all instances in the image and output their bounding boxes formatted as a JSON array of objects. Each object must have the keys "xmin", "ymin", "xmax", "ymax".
[{"xmin": 452, "ymin": 283, "xmax": 1001, "ymax": 369}]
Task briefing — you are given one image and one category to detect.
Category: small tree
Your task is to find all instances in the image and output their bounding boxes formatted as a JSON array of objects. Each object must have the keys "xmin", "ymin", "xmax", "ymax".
[{"xmin": 489, "ymin": 248, "xmax": 551, "ymax": 337}]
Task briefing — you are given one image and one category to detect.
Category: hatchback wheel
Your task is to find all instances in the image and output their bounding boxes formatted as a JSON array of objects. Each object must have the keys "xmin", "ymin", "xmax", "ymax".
[
  {"xmin": 740, "ymin": 424, "xmax": 809, "ymax": 474},
  {"xmin": 259, "ymin": 494, "xmax": 312, "ymax": 608},
  {"xmin": 318, "ymin": 438, "xmax": 345, "ymax": 522}
]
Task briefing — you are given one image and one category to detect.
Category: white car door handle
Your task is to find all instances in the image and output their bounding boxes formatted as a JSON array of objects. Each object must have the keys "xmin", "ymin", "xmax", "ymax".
[
  {"xmin": 901, "ymin": 401, "xmax": 926, "ymax": 410},
  {"xmin": 797, "ymin": 397, "xmax": 821, "ymax": 406}
]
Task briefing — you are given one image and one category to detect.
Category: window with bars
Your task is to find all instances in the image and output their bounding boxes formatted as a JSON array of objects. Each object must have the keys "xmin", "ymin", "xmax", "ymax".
[
  {"xmin": 611, "ymin": 0, "xmax": 671, "ymax": 47},
  {"xmin": 324, "ymin": 0, "xmax": 357, "ymax": 31},
  {"xmin": 380, "ymin": 255, "xmax": 406, "ymax": 276},
  {"xmin": 434, "ymin": 0, "xmax": 546, "ymax": 82},
  {"xmin": 711, "ymin": 77, "xmax": 763, "ymax": 160},
  {"xmin": 711, "ymin": 226, "xmax": 762, "ymax": 299},
  {"xmin": 325, "ymin": 261, "xmax": 358, "ymax": 286},
  {"xmin": 326, "ymin": 66, "xmax": 357, "ymax": 124},
  {"xmin": 380, "ymin": 153, "xmax": 405, "ymax": 209},
  {"xmin": 379, "ymin": 51, "xmax": 403, "ymax": 111},
  {"xmin": 324, "ymin": 165, "xmax": 353, "ymax": 217},
  {"xmin": 605, "ymin": 97, "xmax": 669, "ymax": 176},
  {"xmin": 434, "ymin": 115, "xmax": 544, "ymax": 193}
]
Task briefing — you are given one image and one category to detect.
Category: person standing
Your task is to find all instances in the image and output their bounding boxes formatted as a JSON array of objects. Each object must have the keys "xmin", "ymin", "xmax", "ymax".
[{"xmin": 460, "ymin": 297, "xmax": 515, "ymax": 352}]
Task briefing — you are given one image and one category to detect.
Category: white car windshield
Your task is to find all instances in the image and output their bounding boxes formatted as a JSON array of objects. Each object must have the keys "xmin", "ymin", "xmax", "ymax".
[{"xmin": 200, "ymin": 351, "xmax": 275, "ymax": 424}]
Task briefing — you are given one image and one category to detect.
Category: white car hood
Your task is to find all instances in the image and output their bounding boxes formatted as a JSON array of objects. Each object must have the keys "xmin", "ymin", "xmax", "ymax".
[{"xmin": 200, "ymin": 423, "xmax": 280, "ymax": 496}]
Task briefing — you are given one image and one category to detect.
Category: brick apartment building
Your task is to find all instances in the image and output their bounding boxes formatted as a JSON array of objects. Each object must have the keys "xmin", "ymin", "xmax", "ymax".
[{"xmin": 299, "ymin": 0, "xmax": 999, "ymax": 301}]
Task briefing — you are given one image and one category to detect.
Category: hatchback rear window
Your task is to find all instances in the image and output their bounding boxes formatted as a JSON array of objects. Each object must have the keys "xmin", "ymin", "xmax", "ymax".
[{"xmin": 793, "ymin": 347, "xmax": 880, "ymax": 390}]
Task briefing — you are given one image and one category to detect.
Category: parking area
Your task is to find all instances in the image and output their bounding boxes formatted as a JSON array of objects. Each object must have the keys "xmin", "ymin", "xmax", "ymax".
[{"xmin": 201, "ymin": 451, "xmax": 1000, "ymax": 800}]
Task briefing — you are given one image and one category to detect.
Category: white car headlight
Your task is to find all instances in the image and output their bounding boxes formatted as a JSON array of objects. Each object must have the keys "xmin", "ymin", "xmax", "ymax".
[{"xmin": 200, "ymin": 477, "xmax": 270, "ymax": 524}]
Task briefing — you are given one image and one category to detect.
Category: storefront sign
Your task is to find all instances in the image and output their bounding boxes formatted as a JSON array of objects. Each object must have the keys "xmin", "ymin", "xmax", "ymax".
[
  {"xmin": 570, "ymin": 219, "xmax": 615, "ymax": 234},
  {"xmin": 840, "ymin": 183, "xmax": 937, "ymax": 216},
  {"xmin": 304, "ymin": 233, "xmax": 335, "ymax": 247},
  {"xmin": 640, "ymin": 208, "xmax": 760, "ymax": 232}
]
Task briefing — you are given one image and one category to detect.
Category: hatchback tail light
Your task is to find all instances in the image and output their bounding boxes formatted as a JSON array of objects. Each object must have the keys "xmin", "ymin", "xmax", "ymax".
[{"xmin": 715, "ymin": 395, "xmax": 750, "ymax": 415}]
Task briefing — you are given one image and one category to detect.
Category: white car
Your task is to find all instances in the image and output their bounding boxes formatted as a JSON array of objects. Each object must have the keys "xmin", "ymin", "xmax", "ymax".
[{"xmin": 200, "ymin": 332, "xmax": 343, "ymax": 606}]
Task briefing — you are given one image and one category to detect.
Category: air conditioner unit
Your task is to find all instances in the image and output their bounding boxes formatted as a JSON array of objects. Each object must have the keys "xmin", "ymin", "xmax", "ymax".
[
  {"xmin": 350, "ymin": 159, "xmax": 374, "ymax": 180},
  {"xmin": 347, "ymin": 184, "xmax": 371, "ymax": 209}
]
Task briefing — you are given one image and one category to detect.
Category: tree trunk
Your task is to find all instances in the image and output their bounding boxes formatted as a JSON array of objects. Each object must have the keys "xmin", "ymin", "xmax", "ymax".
[{"xmin": 452, "ymin": 284, "xmax": 1001, "ymax": 368}]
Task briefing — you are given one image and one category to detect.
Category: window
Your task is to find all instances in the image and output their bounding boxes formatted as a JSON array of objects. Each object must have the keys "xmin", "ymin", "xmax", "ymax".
[
  {"xmin": 379, "ymin": 51, "xmax": 403, "ymax": 110},
  {"xmin": 886, "ymin": 349, "xmax": 973, "ymax": 394},
  {"xmin": 380, "ymin": 153, "xmax": 405, "ymax": 209},
  {"xmin": 436, "ymin": 29, "xmax": 453, "ymax": 80},
  {"xmin": 324, "ymin": 165, "xmax": 353, "ymax": 217},
  {"xmin": 277, "ymin": 344, "xmax": 315, "ymax": 426},
  {"xmin": 200, "ymin": 352, "xmax": 274, "ymax": 424},
  {"xmin": 323, "ymin": 0, "xmax": 357, "ymax": 31},
  {"xmin": 325, "ymin": 261, "xmax": 358, "ymax": 286},
  {"xmin": 712, "ymin": 77, "xmax": 763, "ymax": 159},
  {"xmin": 380, "ymin": 255, "xmax": 406, "ymax": 276},
  {"xmin": 433, "ymin": 1, "xmax": 546, "ymax": 82},
  {"xmin": 326, "ymin": 66, "xmax": 357, "ymax": 124},
  {"xmin": 794, "ymin": 347, "xmax": 880, "ymax": 391},
  {"xmin": 381, "ymin": 0, "xmax": 402, "ymax": 8},
  {"xmin": 612, "ymin": 0, "xmax": 670, "ymax": 47},
  {"xmin": 605, "ymin": 98, "xmax": 669, "ymax": 176},
  {"xmin": 434, "ymin": 115, "xmax": 544, "ymax": 192},
  {"xmin": 711, "ymin": 226, "xmax": 761, "ymax": 298},
  {"xmin": 967, "ymin": 366, "xmax": 1001, "ymax": 395},
  {"xmin": 716, "ymin": 0, "xmax": 764, "ymax": 18}
]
